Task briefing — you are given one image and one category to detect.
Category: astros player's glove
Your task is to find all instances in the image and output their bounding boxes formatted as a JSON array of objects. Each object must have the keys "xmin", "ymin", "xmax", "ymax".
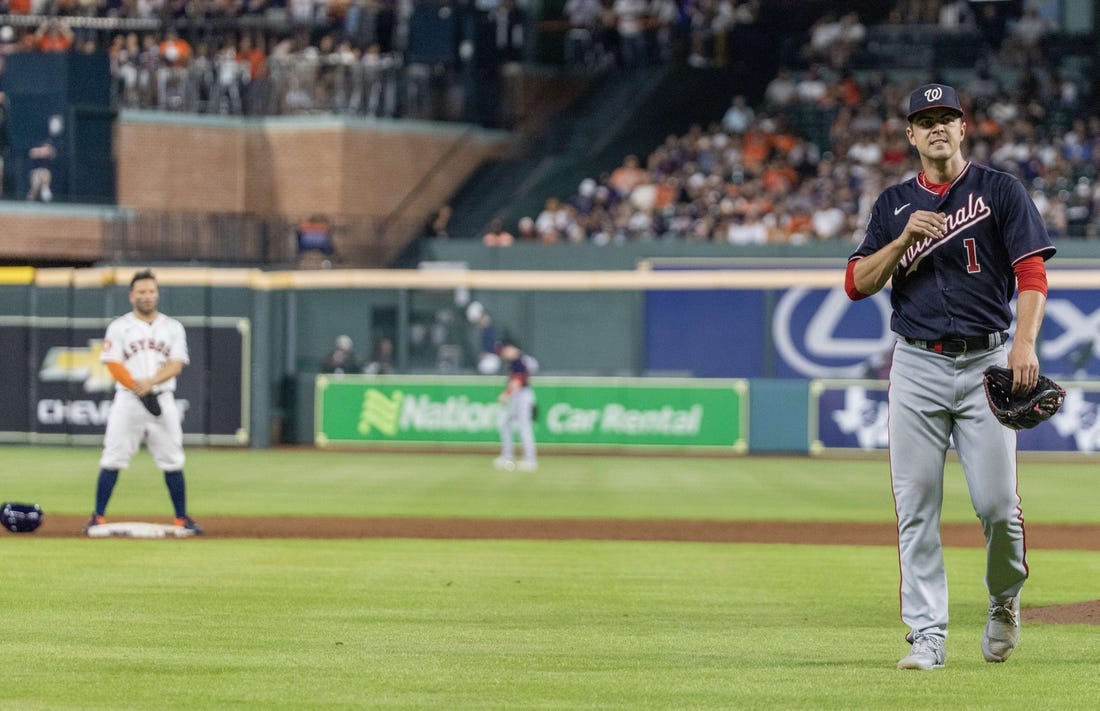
[
  {"xmin": 1, "ymin": 502, "xmax": 43, "ymax": 533},
  {"xmin": 140, "ymin": 392, "xmax": 162, "ymax": 417},
  {"xmin": 982, "ymin": 366, "xmax": 1065, "ymax": 430}
]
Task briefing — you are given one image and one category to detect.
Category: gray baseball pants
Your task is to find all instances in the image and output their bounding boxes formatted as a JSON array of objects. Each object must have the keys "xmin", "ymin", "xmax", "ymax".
[{"xmin": 888, "ymin": 339, "xmax": 1028, "ymax": 640}]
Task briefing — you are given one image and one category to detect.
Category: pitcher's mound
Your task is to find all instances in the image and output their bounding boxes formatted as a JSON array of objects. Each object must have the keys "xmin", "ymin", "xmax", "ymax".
[{"xmin": 1028, "ymin": 599, "xmax": 1100, "ymax": 626}]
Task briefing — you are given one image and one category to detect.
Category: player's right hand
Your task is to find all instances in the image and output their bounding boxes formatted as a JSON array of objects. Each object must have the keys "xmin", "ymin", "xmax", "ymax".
[
  {"xmin": 901, "ymin": 210, "xmax": 948, "ymax": 246},
  {"xmin": 132, "ymin": 378, "xmax": 155, "ymax": 397}
]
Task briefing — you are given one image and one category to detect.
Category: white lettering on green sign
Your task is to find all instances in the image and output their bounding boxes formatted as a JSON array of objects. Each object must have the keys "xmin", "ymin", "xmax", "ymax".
[
  {"xmin": 547, "ymin": 403, "xmax": 702, "ymax": 436},
  {"xmin": 601, "ymin": 404, "xmax": 702, "ymax": 434},
  {"xmin": 399, "ymin": 394, "xmax": 500, "ymax": 431}
]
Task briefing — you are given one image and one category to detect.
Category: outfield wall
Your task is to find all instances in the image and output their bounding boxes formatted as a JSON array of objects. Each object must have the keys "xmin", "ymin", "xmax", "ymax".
[{"xmin": 2, "ymin": 265, "xmax": 1098, "ymax": 454}]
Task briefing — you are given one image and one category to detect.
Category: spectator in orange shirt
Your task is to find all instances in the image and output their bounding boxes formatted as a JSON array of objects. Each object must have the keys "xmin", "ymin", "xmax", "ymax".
[
  {"xmin": 761, "ymin": 157, "xmax": 799, "ymax": 194},
  {"xmin": 157, "ymin": 28, "xmax": 192, "ymax": 109},
  {"xmin": 740, "ymin": 124, "xmax": 773, "ymax": 171},
  {"xmin": 238, "ymin": 34, "xmax": 269, "ymax": 114},
  {"xmin": 239, "ymin": 34, "xmax": 267, "ymax": 79},
  {"xmin": 770, "ymin": 125, "xmax": 798, "ymax": 156},
  {"xmin": 653, "ymin": 175, "xmax": 681, "ymax": 211},
  {"xmin": 781, "ymin": 201, "xmax": 815, "ymax": 244},
  {"xmin": 973, "ymin": 108, "xmax": 1003, "ymax": 140},
  {"xmin": 34, "ymin": 19, "xmax": 73, "ymax": 53},
  {"xmin": 158, "ymin": 29, "xmax": 192, "ymax": 68}
]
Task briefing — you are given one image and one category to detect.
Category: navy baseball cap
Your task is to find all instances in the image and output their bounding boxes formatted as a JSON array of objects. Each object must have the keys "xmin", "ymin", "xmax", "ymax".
[{"xmin": 906, "ymin": 83, "xmax": 963, "ymax": 121}]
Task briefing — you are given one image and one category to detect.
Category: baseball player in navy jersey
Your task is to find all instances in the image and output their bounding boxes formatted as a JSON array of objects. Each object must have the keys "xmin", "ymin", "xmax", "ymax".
[
  {"xmin": 84, "ymin": 270, "xmax": 203, "ymax": 534},
  {"xmin": 494, "ymin": 344, "xmax": 538, "ymax": 472},
  {"xmin": 845, "ymin": 84, "xmax": 1054, "ymax": 670}
]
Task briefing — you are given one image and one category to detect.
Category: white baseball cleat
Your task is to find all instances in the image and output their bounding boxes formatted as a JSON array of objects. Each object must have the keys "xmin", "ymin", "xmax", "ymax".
[
  {"xmin": 516, "ymin": 460, "xmax": 538, "ymax": 472},
  {"xmin": 982, "ymin": 597, "xmax": 1020, "ymax": 662},
  {"xmin": 897, "ymin": 634, "xmax": 945, "ymax": 670},
  {"xmin": 493, "ymin": 457, "xmax": 516, "ymax": 471}
]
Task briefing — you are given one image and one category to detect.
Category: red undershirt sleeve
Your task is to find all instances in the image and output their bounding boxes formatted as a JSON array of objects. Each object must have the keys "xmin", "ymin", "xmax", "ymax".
[
  {"xmin": 1014, "ymin": 255, "xmax": 1047, "ymax": 295},
  {"xmin": 845, "ymin": 259, "xmax": 869, "ymax": 301}
]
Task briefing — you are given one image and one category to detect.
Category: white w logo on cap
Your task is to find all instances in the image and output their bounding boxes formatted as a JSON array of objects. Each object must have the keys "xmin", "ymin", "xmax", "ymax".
[{"xmin": 924, "ymin": 87, "xmax": 943, "ymax": 101}]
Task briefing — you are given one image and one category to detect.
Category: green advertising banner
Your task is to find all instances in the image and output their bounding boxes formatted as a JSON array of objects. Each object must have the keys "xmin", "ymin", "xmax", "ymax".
[{"xmin": 316, "ymin": 375, "xmax": 747, "ymax": 451}]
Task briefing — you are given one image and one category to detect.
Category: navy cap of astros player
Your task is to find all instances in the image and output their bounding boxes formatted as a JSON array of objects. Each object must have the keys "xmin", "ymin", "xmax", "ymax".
[{"xmin": 906, "ymin": 83, "xmax": 963, "ymax": 121}]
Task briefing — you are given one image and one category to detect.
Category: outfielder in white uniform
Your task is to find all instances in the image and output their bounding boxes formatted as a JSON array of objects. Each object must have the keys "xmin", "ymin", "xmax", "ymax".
[{"xmin": 85, "ymin": 270, "xmax": 203, "ymax": 534}]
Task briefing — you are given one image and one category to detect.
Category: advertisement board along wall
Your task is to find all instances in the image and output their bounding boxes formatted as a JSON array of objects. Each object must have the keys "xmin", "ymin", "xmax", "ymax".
[
  {"xmin": 316, "ymin": 375, "xmax": 748, "ymax": 452},
  {"xmin": 0, "ymin": 316, "xmax": 250, "ymax": 445}
]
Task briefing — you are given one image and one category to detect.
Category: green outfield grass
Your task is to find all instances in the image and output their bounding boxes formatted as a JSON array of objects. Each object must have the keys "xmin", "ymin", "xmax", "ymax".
[
  {"xmin": 2, "ymin": 446, "xmax": 1099, "ymax": 709},
  {"xmin": 2, "ymin": 446, "xmax": 1099, "ymax": 523}
]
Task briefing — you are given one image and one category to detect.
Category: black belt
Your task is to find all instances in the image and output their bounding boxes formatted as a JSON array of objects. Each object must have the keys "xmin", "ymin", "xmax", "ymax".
[{"xmin": 904, "ymin": 332, "xmax": 1007, "ymax": 356}]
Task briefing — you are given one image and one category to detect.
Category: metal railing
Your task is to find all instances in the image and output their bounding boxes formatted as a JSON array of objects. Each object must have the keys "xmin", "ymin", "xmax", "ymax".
[{"xmin": 101, "ymin": 211, "xmax": 419, "ymax": 267}]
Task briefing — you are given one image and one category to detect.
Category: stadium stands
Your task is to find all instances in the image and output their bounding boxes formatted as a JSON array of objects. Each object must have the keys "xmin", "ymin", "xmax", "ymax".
[{"xmin": 0, "ymin": 0, "xmax": 1097, "ymax": 266}]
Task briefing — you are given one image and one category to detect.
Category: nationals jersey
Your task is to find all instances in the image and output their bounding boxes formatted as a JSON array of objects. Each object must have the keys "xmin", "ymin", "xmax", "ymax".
[
  {"xmin": 101, "ymin": 312, "xmax": 190, "ymax": 393},
  {"xmin": 504, "ymin": 354, "xmax": 532, "ymax": 394},
  {"xmin": 849, "ymin": 161, "xmax": 1055, "ymax": 339}
]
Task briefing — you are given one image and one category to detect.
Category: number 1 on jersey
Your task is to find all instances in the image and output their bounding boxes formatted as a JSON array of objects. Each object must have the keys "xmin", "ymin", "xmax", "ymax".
[{"xmin": 963, "ymin": 238, "xmax": 981, "ymax": 273}]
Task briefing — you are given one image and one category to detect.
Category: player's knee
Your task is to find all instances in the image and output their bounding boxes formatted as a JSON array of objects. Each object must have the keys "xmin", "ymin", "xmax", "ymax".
[
  {"xmin": 976, "ymin": 499, "xmax": 1022, "ymax": 526},
  {"xmin": 154, "ymin": 456, "xmax": 185, "ymax": 471}
]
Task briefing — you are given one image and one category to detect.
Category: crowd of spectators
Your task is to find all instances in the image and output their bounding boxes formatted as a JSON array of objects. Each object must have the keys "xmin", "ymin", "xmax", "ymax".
[
  {"xmin": 0, "ymin": 0, "xmax": 1095, "ymax": 246},
  {"xmin": 0, "ymin": 1, "xmax": 533, "ymax": 120},
  {"xmin": 0, "ymin": 0, "xmax": 739, "ymax": 120},
  {"xmin": 481, "ymin": 3, "xmax": 1099, "ymax": 246}
]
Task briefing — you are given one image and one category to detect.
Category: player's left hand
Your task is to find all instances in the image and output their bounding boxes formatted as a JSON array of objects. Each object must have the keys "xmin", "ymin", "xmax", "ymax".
[
  {"xmin": 132, "ymin": 378, "xmax": 155, "ymax": 397},
  {"xmin": 1005, "ymin": 348, "xmax": 1039, "ymax": 395}
]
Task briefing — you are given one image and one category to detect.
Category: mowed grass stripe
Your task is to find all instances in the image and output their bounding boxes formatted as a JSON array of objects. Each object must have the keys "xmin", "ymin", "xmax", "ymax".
[
  {"xmin": 1, "ymin": 539, "xmax": 1098, "ymax": 709},
  {"xmin": 2, "ymin": 447, "xmax": 1098, "ymax": 525}
]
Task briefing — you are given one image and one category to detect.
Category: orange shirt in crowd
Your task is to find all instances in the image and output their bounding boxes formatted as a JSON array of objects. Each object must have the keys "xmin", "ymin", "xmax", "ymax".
[
  {"xmin": 762, "ymin": 164, "xmax": 799, "ymax": 193},
  {"xmin": 37, "ymin": 31, "xmax": 72, "ymax": 52},
  {"xmin": 771, "ymin": 132, "xmax": 797, "ymax": 155},
  {"xmin": 159, "ymin": 38, "xmax": 192, "ymax": 67},
  {"xmin": 653, "ymin": 181, "xmax": 678, "ymax": 210},
  {"xmin": 783, "ymin": 212, "xmax": 814, "ymax": 239},
  {"xmin": 243, "ymin": 48, "xmax": 266, "ymax": 79},
  {"xmin": 976, "ymin": 115, "xmax": 1002, "ymax": 139},
  {"xmin": 740, "ymin": 129, "xmax": 773, "ymax": 170}
]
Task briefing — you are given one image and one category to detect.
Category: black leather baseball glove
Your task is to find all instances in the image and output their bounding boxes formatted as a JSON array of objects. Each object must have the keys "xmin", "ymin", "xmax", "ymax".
[
  {"xmin": 140, "ymin": 392, "xmax": 162, "ymax": 417},
  {"xmin": 1, "ymin": 502, "xmax": 43, "ymax": 533},
  {"xmin": 982, "ymin": 366, "xmax": 1065, "ymax": 430}
]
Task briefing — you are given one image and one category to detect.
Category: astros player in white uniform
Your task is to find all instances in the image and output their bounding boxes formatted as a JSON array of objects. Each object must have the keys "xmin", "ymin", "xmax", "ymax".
[
  {"xmin": 85, "ymin": 269, "xmax": 203, "ymax": 534},
  {"xmin": 846, "ymin": 84, "xmax": 1054, "ymax": 669}
]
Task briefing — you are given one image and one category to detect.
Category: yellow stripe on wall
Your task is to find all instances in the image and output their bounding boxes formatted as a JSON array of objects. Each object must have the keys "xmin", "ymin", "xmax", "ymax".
[{"xmin": 0, "ymin": 266, "xmax": 35, "ymax": 284}]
